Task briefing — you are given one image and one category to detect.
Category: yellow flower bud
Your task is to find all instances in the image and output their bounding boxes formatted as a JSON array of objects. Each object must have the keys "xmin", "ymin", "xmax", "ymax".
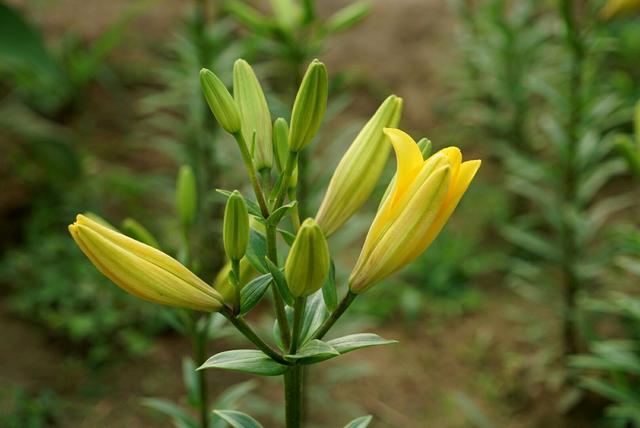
[
  {"xmin": 349, "ymin": 128, "xmax": 481, "ymax": 293},
  {"xmin": 223, "ymin": 191, "xmax": 250, "ymax": 261},
  {"xmin": 288, "ymin": 60, "xmax": 328, "ymax": 153},
  {"xmin": 200, "ymin": 68, "xmax": 241, "ymax": 134},
  {"xmin": 285, "ymin": 218, "xmax": 330, "ymax": 297},
  {"xmin": 213, "ymin": 258, "xmax": 255, "ymax": 305},
  {"xmin": 69, "ymin": 214, "xmax": 223, "ymax": 312},
  {"xmin": 233, "ymin": 59, "xmax": 273, "ymax": 171},
  {"xmin": 176, "ymin": 165, "xmax": 197, "ymax": 228},
  {"xmin": 315, "ymin": 95, "xmax": 403, "ymax": 236}
]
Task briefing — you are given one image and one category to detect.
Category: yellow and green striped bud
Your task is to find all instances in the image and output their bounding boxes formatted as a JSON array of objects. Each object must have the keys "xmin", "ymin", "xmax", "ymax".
[
  {"xmin": 200, "ymin": 68, "xmax": 241, "ymax": 134},
  {"xmin": 288, "ymin": 60, "xmax": 328, "ymax": 153},
  {"xmin": 176, "ymin": 165, "xmax": 197, "ymax": 228},
  {"xmin": 223, "ymin": 190, "xmax": 250, "ymax": 261},
  {"xmin": 233, "ymin": 59, "xmax": 273, "ymax": 171},
  {"xmin": 284, "ymin": 218, "xmax": 330, "ymax": 297},
  {"xmin": 69, "ymin": 214, "xmax": 223, "ymax": 312},
  {"xmin": 315, "ymin": 95, "xmax": 403, "ymax": 236}
]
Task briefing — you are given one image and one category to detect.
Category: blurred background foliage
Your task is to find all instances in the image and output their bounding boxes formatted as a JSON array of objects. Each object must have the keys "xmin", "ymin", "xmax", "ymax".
[{"xmin": 0, "ymin": 0, "xmax": 638, "ymax": 427}]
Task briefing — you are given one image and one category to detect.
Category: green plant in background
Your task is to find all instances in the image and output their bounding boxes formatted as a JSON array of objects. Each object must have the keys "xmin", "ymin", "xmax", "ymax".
[
  {"xmin": 68, "ymin": 59, "xmax": 481, "ymax": 427},
  {"xmin": 0, "ymin": 387, "xmax": 59, "ymax": 428},
  {"xmin": 615, "ymin": 101, "xmax": 640, "ymax": 177},
  {"xmin": 224, "ymin": 0, "xmax": 371, "ymax": 217}
]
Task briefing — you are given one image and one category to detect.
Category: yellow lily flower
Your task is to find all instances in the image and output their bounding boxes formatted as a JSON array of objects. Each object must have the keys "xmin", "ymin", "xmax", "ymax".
[
  {"xmin": 69, "ymin": 214, "xmax": 223, "ymax": 312},
  {"xmin": 349, "ymin": 128, "xmax": 481, "ymax": 293}
]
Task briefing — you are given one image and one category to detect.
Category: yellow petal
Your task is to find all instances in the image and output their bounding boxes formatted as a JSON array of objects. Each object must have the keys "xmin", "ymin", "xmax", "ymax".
[
  {"xmin": 416, "ymin": 159, "xmax": 481, "ymax": 257},
  {"xmin": 383, "ymin": 128, "xmax": 424, "ymax": 210}
]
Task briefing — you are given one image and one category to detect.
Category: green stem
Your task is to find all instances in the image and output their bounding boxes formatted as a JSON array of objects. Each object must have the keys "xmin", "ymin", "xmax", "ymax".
[
  {"xmin": 312, "ymin": 291, "xmax": 357, "ymax": 340},
  {"xmin": 288, "ymin": 189, "xmax": 301, "ymax": 231},
  {"xmin": 233, "ymin": 132, "xmax": 270, "ymax": 217},
  {"xmin": 284, "ymin": 365, "xmax": 304, "ymax": 428},
  {"xmin": 274, "ymin": 151, "xmax": 298, "ymax": 210},
  {"xmin": 290, "ymin": 297, "xmax": 307, "ymax": 354},
  {"xmin": 221, "ymin": 308, "xmax": 290, "ymax": 365},
  {"xmin": 230, "ymin": 258, "xmax": 241, "ymax": 315},
  {"xmin": 266, "ymin": 222, "xmax": 291, "ymax": 349}
]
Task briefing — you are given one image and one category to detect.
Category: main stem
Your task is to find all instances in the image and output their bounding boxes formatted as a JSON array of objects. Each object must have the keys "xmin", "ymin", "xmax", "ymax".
[
  {"xmin": 559, "ymin": 0, "xmax": 584, "ymax": 359},
  {"xmin": 284, "ymin": 365, "xmax": 304, "ymax": 428},
  {"xmin": 233, "ymin": 132, "xmax": 270, "ymax": 217},
  {"xmin": 266, "ymin": 223, "xmax": 291, "ymax": 348}
]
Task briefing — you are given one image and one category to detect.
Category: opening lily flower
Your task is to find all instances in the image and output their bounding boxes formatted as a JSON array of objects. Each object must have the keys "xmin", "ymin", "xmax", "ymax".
[
  {"xmin": 69, "ymin": 214, "xmax": 224, "ymax": 312},
  {"xmin": 349, "ymin": 128, "xmax": 481, "ymax": 293}
]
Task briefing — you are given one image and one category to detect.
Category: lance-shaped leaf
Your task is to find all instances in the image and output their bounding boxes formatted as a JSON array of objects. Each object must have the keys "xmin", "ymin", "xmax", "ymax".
[
  {"xmin": 199, "ymin": 350, "xmax": 286, "ymax": 376},
  {"xmin": 328, "ymin": 333, "xmax": 398, "ymax": 355},
  {"xmin": 285, "ymin": 339, "xmax": 339, "ymax": 364},
  {"xmin": 322, "ymin": 260, "xmax": 337, "ymax": 312},
  {"xmin": 299, "ymin": 290, "xmax": 329, "ymax": 344},
  {"xmin": 245, "ymin": 229, "xmax": 268, "ymax": 274},
  {"xmin": 240, "ymin": 273, "xmax": 273, "ymax": 315},
  {"xmin": 264, "ymin": 257, "xmax": 294, "ymax": 306},
  {"xmin": 213, "ymin": 410, "xmax": 264, "ymax": 428},
  {"xmin": 344, "ymin": 415, "xmax": 373, "ymax": 428},
  {"xmin": 141, "ymin": 398, "xmax": 197, "ymax": 428}
]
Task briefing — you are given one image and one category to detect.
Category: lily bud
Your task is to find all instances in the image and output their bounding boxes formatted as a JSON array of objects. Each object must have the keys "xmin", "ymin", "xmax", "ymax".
[
  {"xmin": 69, "ymin": 214, "xmax": 223, "ymax": 312},
  {"xmin": 417, "ymin": 137, "xmax": 433, "ymax": 158},
  {"xmin": 349, "ymin": 128, "xmax": 480, "ymax": 293},
  {"xmin": 200, "ymin": 68, "xmax": 241, "ymax": 134},
  {"xmin": 233, "ymin": 59, "xmax": 273, "ymax": 171},
  {"xmin": 288, "ymin": 60, "xmax": 328, "ymax": 153},
  {"xmin": 285, "ymin": 218, "xmax": 330, "ymax": 297},
  {"xmin": 223, "ymin": 191, "xmax": 250, "ymax": 261},
  {"xmin": 315, "ymin": 95, "xmax": 403, "ymax": 236},
  {"xmin": 273, "ymin": 117, "xmax": 289, "ymax": 172},
  {"xmin": 213, "ymin": 258, "xmax": 255, "ymax": 307},
  {"xmin": 176, "ymin": 165, "xmax": 197, "ymax": 228},
  {"xmin": 325, "ymin": 1, "xmax": 371, "ymax": 34}
]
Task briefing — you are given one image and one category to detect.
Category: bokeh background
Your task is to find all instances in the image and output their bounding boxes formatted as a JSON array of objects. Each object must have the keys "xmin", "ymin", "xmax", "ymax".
[{"xmin": 1, "ymin": 0, "xmax": 639, "ymax": 427}]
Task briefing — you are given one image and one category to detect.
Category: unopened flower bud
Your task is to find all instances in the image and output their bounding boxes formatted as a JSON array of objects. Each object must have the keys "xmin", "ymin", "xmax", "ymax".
[
  {"xmin": 69, "ymin": 215, "xmax": 223, "ymax": 312},
  {"xmin": 176, "ymin": 165, "xmax": 197, "ymax": 228},
  {"xmin": 200, "ymin": 68, "xmax": 241, "ymax": 134},
  {"xmin": 315, "ymin": 95, "xmax": 403, "ymax": 236},
  {"xmin": 273, "ymin": 117, "xmax": 290, "ymax": 172},
  {"xmin": 233, "ymin": 59, "xmax": 273, "ymax": 171},
  {"xmin": 288, "ymin": 60, "xmax": 328, "ymax": 153},
  {"xmin": 285, "ymin": 218, "xmax": 330, "ymax": 297},
  {"xmin": 223, "ymin": 191, "xmax": 250, "ymax": 261}
]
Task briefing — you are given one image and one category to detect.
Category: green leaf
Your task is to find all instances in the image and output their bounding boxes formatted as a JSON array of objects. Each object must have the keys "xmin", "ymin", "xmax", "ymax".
[
  {"xmin": 213, "ymin": 410, "xmax": 264, "ymax": 428},
  {"xmin": 328, "ymin": 333, "xmax": 398, "ymax": 354},
  {"xmin": 322, "ymin": 260, "xmax": 337, "ymax": 312},
  {"xmin": 278, "ymin": 228, "xmax": 296, "ymax": 246},
  {"xmin": 299, "ymin": 291, "xmax": 329, "ymax": 344},
  {"xmin": 285, "ymin": 339, "xmax": 339, "ymax": 364},
  {"xmin": 264, "ymin": 257, "xmax": 294, "ymax": 306},
  {"xmin": 141, "ymin": 398, "xmax": 197, "ymax": 428},
  {"xmin": 217, "ymin": 189, "xmax": 262, "ymax": 218},
  {"xmin": 214, "ymin": 380, "xmax": 258, "ymax": 409},
  {"xmin": 344, "ymin": 415, "xmax": 373, "ymax": 428},
  {"xmin": 245, "ymin": 229, "xmax": 268, "ymax": 274},
  {"xmin": 240, "ymin": 273, "xmax": 272, "ymax": 315},
  {"xmin": 182, "ymin": 357, "xmax": 201, "ymax": 408},
  {"xmin": 199, "ymin": 350, "xmax": 286, "ymax": 376},
  {"xmin": 268, "ymin": 201, "xmax": 297, "ymax": 226}
]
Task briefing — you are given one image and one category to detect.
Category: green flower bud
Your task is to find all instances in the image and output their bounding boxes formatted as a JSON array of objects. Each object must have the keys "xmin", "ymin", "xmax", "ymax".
[
  {"xmin": 417, "ymin": 137, "xmax": 433, "ymax": 158},
  {"xmin": 200, "ymin": 68, "xmax": 241, "ymax": 134},
  {"xmin": 176, "ymin": 165, "xmax": 197, "ymax": 228},
  {"xmin": 223, "ymin": 191, "xmax": 250, "ymax": 261},
  {"xmin": 315, "ymin": 95, "xmax": 403, "ymax": 236},
  {"xmin": 325, "ymin": 1, "xmax": 371, "ymax": 34},
  {"xmin": 273, "ymin": 117, "xmax": 290, "ymax": 172},
  {"xmin": 234, "ymin": 59, "xmax": 273, "ymax": 171},
  {"xmin": 121, "ymin": 218, "xmax": 160, "ymax": 249},
  {"xmin": 284, "ymin": 218, "xmax": 330, "ymax": 297},
  {"xmin": 288, "ymin": 60, "xmax": 328, "ymax": 153}
]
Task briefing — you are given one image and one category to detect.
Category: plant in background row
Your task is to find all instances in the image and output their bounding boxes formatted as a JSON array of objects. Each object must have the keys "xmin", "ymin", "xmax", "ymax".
[{"xmin": 69, "ymin": 58, "xmax": 480, "ymax": 427}]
